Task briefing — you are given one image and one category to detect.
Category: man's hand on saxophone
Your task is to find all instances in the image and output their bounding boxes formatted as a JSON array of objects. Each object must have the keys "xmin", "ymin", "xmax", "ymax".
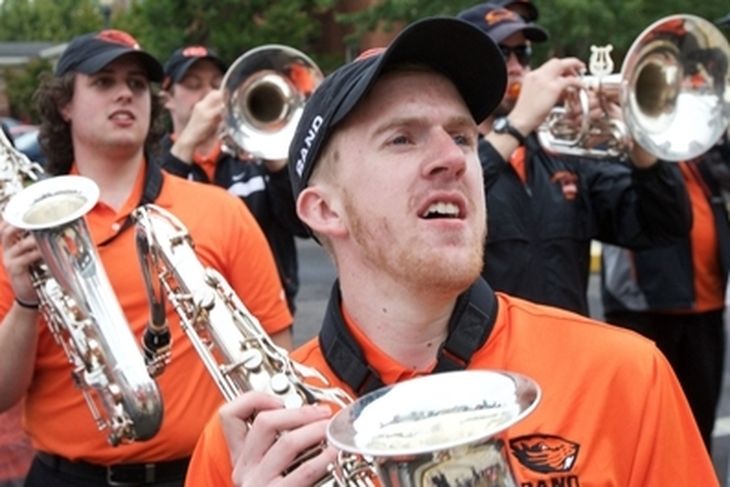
[
  {"xmin": 0, "ymin": 221, "xmax": 40, "ymax": 310},
  {"xmin": 218, "ymin": 391, "xmax": 335, "ymax": 487}
]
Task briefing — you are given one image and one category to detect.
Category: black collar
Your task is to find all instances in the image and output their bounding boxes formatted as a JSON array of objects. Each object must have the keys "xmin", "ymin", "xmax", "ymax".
[{"xmin": 318, "ymin": 277, "xmax": 498, "ymax": 395}]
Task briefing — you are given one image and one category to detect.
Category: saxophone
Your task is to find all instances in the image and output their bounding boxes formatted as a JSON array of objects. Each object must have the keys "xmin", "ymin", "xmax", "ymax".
[
  {"xmin": 0, "ymin": 130, "xmax": 164, "ymax": 446},
  {"xmin": 132, "ymin": 203, "xmax": 540, "ymax": 486}
]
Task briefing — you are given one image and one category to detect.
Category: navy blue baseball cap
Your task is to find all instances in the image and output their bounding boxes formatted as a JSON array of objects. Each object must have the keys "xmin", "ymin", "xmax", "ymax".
[
  {"xmin": 163, "ymin": 45, "xmax": 227, "ymax": 89},
  {"xmin": 289, "ymin": 16, "xmax": 506, "ymax": 200},
  {"xmin": 55, "ymin": 29, "xmax": 163, "ymax": 82},
  {"xmin": 458, "ymin": 3, "xmax": 548, "ymax": 44}
]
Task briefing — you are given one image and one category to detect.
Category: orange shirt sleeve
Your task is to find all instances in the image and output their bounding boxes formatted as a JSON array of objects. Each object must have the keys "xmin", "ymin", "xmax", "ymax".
[{"xmin": 628, "ymin": 350, "xmax": 719, "ymax": 484}]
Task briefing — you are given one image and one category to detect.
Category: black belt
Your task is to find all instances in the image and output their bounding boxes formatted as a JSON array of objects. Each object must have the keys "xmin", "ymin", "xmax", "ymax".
[{"xmin": 36, "ymin": 451, "xmax": 190, "ymax": 486}]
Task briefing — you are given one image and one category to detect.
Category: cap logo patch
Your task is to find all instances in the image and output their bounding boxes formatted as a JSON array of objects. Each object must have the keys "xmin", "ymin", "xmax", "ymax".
[
  {"xmin": 295, "ymin": 115, "xmax": 324, "ymax": 178},
  {"xmin": 485, "ymin": 8, "xmax": 519, "ymax": 26},
  {"xmin": 182, "ymin": 46, "xmax": 209, "ymax": 58},
  {"xmin": 97, "ymin": 29, "xmax": 140, "ymax": 49}
]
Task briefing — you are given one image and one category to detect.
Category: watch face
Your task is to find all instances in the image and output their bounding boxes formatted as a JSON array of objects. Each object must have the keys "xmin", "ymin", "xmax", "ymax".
[{"xmin": 495, "ymin": 118, "xmax": 507, "ymax": 132}]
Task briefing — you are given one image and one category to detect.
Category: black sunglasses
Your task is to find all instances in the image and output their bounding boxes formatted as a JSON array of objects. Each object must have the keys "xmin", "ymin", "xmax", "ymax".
[{"xmin": 499, "ymin": 44, "xmax": 532, "ymax": 67}]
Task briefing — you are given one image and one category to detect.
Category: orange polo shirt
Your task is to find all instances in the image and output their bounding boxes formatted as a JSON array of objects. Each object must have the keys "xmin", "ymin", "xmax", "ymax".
[
  {"xmin": 185, "ymin": 292, "xmax": 717, "ymax": 486},
  {"xmin": 0, "ymin": 163, "xmax": 292, "ymax": 464}
]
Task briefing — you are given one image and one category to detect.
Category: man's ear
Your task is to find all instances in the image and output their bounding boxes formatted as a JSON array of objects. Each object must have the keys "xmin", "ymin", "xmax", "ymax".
[
  {"xmin": 160, "ymin": 89, "xmax": 173, "ymax": 110},
  {"xmin": 296, "ymin": 186, "xmax": 347, "ymax": 239},
  {"xmin": 59, "ymin": 103, "xmax": 71, "ymax": 123}
]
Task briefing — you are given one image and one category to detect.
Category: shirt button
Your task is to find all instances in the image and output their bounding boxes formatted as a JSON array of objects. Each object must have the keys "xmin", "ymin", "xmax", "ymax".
[{"xmin": 111, "ymin": 222, "xmax": 121, "ymax": 232}]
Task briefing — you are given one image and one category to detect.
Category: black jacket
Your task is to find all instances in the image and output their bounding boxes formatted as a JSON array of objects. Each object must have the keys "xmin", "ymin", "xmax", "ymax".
[
  {"xmin": 601, "ymin": 141, "xmax": 730, "ymax": 313},
  {"xmin": 479, "ymin": 135, "xmax": 691, "ymax": 315},
  {"xmin": 157, "ymin": 135, "xmax": 308, "ymax": 313}
]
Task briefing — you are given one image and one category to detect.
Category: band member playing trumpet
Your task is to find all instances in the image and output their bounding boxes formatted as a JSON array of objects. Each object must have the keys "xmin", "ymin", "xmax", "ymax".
[
  {"xmin": 0, "ymin": 30, "xmax": 292, "ymax": 486},
  {"xmin": 184, "ymin": 16, "xmax": 717, "ymax": 487},
  {"xmin": 457, "ymin": 3, "xmax": 692, "ymax": 316},
  {"xmin": 159, "ymin": 45, "xmax": 308, "ymax": 315}
]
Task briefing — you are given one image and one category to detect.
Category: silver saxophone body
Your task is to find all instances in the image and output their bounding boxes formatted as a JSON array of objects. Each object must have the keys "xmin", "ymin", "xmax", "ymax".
[
  {"xmin": 0, "ymin": 130, "xmax": 163, "ymax": 446},
  {"xmin": 132, "ymin": 203, "xmax": 541, "ymax": 486}
]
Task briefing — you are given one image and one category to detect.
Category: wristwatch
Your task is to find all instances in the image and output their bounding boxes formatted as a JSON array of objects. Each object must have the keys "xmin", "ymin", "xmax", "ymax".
[{"xmin": 493, "ymin": 117, "xmax": 527, "ymax": 145}]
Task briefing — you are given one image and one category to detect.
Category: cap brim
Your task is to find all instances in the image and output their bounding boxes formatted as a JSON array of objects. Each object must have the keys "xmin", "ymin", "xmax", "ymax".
[
  {"xmin": 488, "ymin": 23, "xmax": 549, "ymax": 44},
  {"xmin": 335, "ymin": 17, "xmax": 507, "ymax": 126},
  {"xmin": 76, "ymin": 48, "xmax": 164, "ymax": 82}
]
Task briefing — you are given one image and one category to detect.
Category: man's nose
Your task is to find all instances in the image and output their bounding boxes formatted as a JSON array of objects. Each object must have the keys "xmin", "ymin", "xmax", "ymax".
[{"xmin": 424, "ymin": 130, "xmax": 467, "ymax": 179}]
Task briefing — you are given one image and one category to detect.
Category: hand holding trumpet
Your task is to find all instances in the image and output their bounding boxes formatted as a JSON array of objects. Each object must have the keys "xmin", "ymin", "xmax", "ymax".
[
  {"xmin": 169, "ymin": 89, "xmax": 225, "ymax": 164},
  {"xmin": 507, "ymin": 57, "xmax": 587, "ymax": 137}
]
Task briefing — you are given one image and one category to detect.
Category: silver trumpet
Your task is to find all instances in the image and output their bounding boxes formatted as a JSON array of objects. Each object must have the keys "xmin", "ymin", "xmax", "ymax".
[
  {"xmin": 1, "ymin": 168, "xmax": 164, "ymax": 446},
  {"xmin": 132, "ymin": 204, "xmax": 541, "ymax": 486},
  {"xmin": 220, "ymin": 44, "xmax": 323, "ymax": 160},
  {"xmin": 538, "ymin": 14, "xmax": 730, "ymax": 161}
]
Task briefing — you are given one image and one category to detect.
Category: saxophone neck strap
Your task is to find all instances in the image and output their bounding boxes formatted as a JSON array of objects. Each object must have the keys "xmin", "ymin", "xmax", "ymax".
[{"xmin": 319, "ymin": 277, "xmax": 498, "ymax": 395}]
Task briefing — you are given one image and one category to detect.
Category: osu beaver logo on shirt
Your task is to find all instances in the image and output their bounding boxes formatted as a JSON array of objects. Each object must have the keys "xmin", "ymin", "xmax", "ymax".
[
  {"xmin": 551, "ymin": 170, "xmax": 578, "ymax": 200},
  {"xmin": 510, "ymin": 434, "xmax": 579, "ymax": 473}
]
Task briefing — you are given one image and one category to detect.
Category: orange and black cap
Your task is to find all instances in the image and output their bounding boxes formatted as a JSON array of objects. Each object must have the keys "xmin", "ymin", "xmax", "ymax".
[
  {"xmin": 55, "ymin": 29, "xmax": 163, "ymax": 82},
  {"xmin": 458, "ymin": 3, "xmax": 548, "ymax": 44},
  {"xmin": 288, "ymin": 16, "xmax": 507, "ymax": 201},
  {"xmin": 162, "ymin": 45, "xmax": 227, "ymax": 89}
]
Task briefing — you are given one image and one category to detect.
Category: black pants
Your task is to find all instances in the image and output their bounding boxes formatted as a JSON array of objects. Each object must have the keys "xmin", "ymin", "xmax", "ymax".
[
  {"xmin": 24, "ymin": 453, "xmax": 189, "ymax": 487},
  {"xmin": 605, "ymin": 309, "xmax": 725, "ymax": 453}
]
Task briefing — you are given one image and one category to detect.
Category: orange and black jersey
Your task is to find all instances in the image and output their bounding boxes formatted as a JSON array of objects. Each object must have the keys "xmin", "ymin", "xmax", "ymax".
[
  {"xmin": 185, "ymin": 279, "xmax": 717, "ymax": 486},
  {"xmin": 479, "ymin": 135, "xmax": 691, "ymax": 315},
  {"xmin": 157, "ymin": 135, "xmax": 309, "ymax": 313}
]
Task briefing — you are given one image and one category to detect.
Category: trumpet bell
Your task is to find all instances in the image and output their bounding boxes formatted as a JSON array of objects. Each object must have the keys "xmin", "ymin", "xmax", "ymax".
[
  {"xmin": 623, "ymin": 14, "xmax": 730, "ymax": 161},
  {"xmin": 222, "ymin": 44, "xmax": 323, "ymax": 161}
]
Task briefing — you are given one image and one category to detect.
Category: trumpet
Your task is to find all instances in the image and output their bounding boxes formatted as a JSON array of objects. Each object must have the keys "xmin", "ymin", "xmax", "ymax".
[
  {"xmin": 220, "ymin": 44, "xmax": 324, "ymax": 161},
  {"xmin": 538, "ymin": 14, "xmax": 730, "ymax": 161}
]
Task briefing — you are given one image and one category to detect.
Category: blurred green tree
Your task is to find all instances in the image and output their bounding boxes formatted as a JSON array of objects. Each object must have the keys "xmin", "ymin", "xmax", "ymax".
[{"xmin": 0, "ymin": 0, "xmax": 729, "ymax": 122}]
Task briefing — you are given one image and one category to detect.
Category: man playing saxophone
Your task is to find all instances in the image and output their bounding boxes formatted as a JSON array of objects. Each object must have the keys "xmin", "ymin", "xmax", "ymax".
[
  {"xmin": 0, "ymin": 29, "xmax": 293, "ymax": 486},
  {"xmin": 184, "ymin": 16, "xmax": 717, "ymax": 486}
]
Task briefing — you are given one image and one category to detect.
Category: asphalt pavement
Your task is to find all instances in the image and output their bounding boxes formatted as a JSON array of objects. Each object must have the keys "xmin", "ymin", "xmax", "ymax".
[{"xmin": 292, "ymin": 237, "xmax": 730, "ymax": 484}]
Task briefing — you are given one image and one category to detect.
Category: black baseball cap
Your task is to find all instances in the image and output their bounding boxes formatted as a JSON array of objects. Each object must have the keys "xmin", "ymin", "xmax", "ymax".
[
  {"xmin": 289, "ymin": 16, "xmax": 506, "ymax": 200},
  {"xmin": 55, "ymin": 29, "xmax": 163, "ymax": 82},
  {"xmin": 492, "ymin": 0, "xmax": 539, "ymax": 22},
  {"xmin": 458, "ymin": 3, "xmax": 548, "ymax": 44},
  {"xmin": 163, "ymin": 45, "xmax": 227, "ymax": 89}
]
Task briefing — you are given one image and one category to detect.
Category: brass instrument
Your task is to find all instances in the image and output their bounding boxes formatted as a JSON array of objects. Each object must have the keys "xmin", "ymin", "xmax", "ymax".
[
  {"xmin": 220, "ymin": 44, "xmax": 323, "ymax": 160},
  {"xmin": 132, "ymin": 204, "xmax": 541, "ymax": 486},
  {"xmin": 328, "ymin": 370, "xmax": 540, "ymax": 486},
  {"xmin": 538, "ymin": 14, "xmax": 730, "ymax": 161},
  {"xmin": 0, "ymin": 138, "xmax": 164, "ymax": 446},
  {"xmin": 133, "ymin": 204, "xmax": 347, "ymax": 406}
]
